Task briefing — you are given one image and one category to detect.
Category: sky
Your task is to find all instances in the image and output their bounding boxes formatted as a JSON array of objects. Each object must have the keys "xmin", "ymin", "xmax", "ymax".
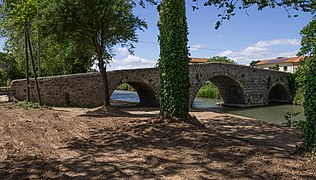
[
  {"xmin": 0, "ymin": 1, "xmax": 314, "ymax": 71},
  {"xmin": 107, "ymin": 2, "xmax": 313, "ymax": 70}
]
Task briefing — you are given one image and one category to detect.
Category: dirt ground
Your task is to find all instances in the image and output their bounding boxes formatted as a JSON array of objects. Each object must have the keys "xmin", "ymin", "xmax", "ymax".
[{"xmin": 0, "ymin": 97, "xmax": 315, "ymax": 179}]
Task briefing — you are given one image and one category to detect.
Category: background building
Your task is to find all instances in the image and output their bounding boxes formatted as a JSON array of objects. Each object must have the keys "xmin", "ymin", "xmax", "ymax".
[{"xmin": 255, "ymin": 56, "xmax": 304, "ymax": 73}]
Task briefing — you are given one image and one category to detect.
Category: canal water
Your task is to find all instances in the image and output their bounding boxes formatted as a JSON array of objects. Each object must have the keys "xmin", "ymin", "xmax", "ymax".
[{"xmin": 111, "ymin": 90, "xmax": 305, "ymax": 124}]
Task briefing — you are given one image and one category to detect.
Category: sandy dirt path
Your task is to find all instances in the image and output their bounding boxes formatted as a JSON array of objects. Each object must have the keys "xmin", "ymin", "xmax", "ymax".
[{"xmin": 0, "ymin": 103, "xmax": 315, "ymax": 179}]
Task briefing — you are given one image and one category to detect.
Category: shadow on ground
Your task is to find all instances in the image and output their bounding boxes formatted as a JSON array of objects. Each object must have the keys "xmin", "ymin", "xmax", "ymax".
[{"xmin": 0, "ymin": 107, "xmax": 315, "ymax": 179}]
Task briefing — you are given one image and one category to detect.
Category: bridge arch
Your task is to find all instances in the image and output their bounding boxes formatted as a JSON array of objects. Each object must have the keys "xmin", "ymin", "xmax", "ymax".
[
  {"xmin": 110, "ymin": 81, "xmax": 159, "ymax": 107},
  {"xmin": 190, "ymin": 72, "xmax": 246, "ymax": 107},
  {"xmin": 267, "ymin": 83, "xmax": 292, "ymax": 103}
]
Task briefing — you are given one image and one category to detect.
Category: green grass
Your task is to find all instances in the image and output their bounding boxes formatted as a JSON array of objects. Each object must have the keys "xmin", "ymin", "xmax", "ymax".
[{"xmin": 18, "ymin": 100, "xmax": 41, "ymax": 110}]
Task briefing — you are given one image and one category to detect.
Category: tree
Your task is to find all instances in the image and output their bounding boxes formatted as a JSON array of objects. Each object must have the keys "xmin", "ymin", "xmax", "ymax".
[
  {"xmin": 208, "ymin": 56, "xmax": 237, "ymax": 64},
  {"xmin": 0, "ymin": 0, "xmax": 95, "ymax": 78},
  {"xmin": 298, "ymin": 19, "xmax": 316, "ymax": 152},
  {"xmin": 0, "ymin": 52, "xmax": 24, "ymax": 86},
  {"xmin": 158, "ymin": 0, "xmax": 190, "ymax": 120},
  {"xmin": 249, "ymin": 60, "xmax": 261, "ymax": 66},
  {"xmin": 200, "ymin": 0, "xmax": 315, "ymax": 29},
  {"xmin": 41, "ymin": 0, "xmax": 146, "ymax": 106},
  {"xmin": 39, "ymin": 38, "xmax": 95, "ymax": 76},
  {"xmin": 202, "ymin": 0, "xmax": 315, "ymax": 151},
  {"xmin": 156, "ymin": 0, "xmax": 314, "ymax": 121},
  {"xmin": 272, "ymin": 64, "xmax": 280, "ymax": 71}
]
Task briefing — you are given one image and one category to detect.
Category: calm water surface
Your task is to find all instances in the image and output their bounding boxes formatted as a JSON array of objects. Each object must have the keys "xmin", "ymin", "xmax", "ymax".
[{"xmin": 111, "ymin": 90, "xmax": 305, "ymax": 124}]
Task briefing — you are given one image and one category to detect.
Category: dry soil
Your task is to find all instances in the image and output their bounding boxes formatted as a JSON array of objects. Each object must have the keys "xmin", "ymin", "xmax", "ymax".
[{"xmin": 0, "ymin": 98, "xmax": 315, "ymax": 179}]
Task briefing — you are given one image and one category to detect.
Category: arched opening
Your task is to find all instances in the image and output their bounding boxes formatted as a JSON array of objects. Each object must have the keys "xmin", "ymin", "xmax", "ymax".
[
  {"xmin": 193, "ymin": 75, "xmax": 246, "ymax": 109},
  {"xmin": 110, "ymin": 82, "xmax": 158, "ymax": 107},
  {"xmin": 268, "ymin": 84, "xmax": 291, "ymax": 103}
]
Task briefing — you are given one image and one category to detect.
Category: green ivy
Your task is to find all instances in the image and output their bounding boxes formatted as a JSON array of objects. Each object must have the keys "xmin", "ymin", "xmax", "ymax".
[
  {"xmin": 302, "ymin": 56, "xmax": 316, "ymax": 152},
  {"xmin": 157, "ymin": 0, "xmax": 190, "ymax": 120},
  {"xmin": 299, "ymin": 19, "xmax": 316, "ymax": 152},
  {"xmin": 286, "ymin": 73, "xmax": 296, "ymax": 98}
]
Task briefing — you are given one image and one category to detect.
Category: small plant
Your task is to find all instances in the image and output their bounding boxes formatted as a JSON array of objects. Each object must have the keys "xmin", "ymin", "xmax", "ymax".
[
  {"xmin": 282, "ymin": 111, "xmax": 301, "ymax": 128},
  {"xmin": 18, "ymin": 100, "xmax": 40, "ymax": 110}
]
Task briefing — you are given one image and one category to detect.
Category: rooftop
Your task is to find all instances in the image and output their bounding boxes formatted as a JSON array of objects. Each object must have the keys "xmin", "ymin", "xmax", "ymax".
[
  {"xmin": 190, "ymin": 58, "xmax": 209, "ymax": 63},
  {"xmin": 256, "ymin": 56, "xmax": 304, "ymax": 65}
]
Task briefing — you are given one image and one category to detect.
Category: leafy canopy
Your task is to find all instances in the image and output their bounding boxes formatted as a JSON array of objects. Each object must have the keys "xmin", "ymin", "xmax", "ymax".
[
  {"xmin": 41, "ymin": 0, "xmax": 147, "ymax": 64},
  {"xmin": 0, "ymin": 0, "xmax": 95, "ymax": 78},
  {"xmin": 195, "ymin": 0, "xmax": 315, "ymax": 29},
  {"xmin": 208, "ymin": 56, "xmax": 237, "ymax": 64}
]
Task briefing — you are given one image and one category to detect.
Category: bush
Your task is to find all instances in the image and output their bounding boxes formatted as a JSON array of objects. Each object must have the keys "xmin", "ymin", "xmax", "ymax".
[
  {"xmin": 293, "ymin": 87, "xmax": 304, "ymax": 105},
  {"xmin": 196, "ymin": 82, "xmax": 220, "ymax": 99}
]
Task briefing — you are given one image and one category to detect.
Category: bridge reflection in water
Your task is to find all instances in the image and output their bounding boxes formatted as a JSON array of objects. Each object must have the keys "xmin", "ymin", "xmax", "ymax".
[{"xmin": 111, "ymin": 90, "xmax": 305, "ymax": 125}]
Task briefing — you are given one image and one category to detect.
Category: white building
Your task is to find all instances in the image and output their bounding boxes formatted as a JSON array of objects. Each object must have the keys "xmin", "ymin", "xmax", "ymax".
[{"xmin": 256, "ymin": 56, "xmax": 304, "ymax": 73}]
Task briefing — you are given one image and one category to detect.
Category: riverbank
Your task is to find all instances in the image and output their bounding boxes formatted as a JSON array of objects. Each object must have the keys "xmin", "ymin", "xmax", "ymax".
[{"xmin": 0, "ymin": 102, "xmax": 315, "ymax": 179}]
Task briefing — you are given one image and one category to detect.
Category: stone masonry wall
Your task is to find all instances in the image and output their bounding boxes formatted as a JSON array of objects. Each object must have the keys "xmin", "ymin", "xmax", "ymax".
[{"xmin": 10, "ymin": 63, "xmax": 291, "ymax": 107}]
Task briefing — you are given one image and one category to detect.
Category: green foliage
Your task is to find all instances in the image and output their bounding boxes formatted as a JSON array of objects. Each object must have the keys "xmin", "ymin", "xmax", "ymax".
[
  {"xmin": 196, "ymin": 82, "xmax": 220, "ymax": 99},
  {"xmin": 117, "ymin": 83, "xmax": 135, "ymax": 91},
  {"xmin": 294, "ymin": 58, "xmax": 308, "ymax": 105},
  {"xmin": 200, "ymin": 0, "xmax": 315, "ymax": 29},
  {"xmin": 286, "ymin": 73, "xmax": 296, "ymax": 98},
  {"xmin": 40, "ymin": 0, "xmax": 145, "ymax": 105},
  {"xmin": 272, "ymin": 64, "xmax": 280, "ymax": 70},
  {"xmin": 208, "ymin": 56, "xmax": 237, "ymax": 64},
  {"xmin": 18, "ymin": 100, "xmax": 40, "ymax": 109},
  {"xmin": 249, "ymin": 60, "xmax": 261, "ymax": 66},
  {"xmin": 282, "ymin": 111, "xmax": 301, "ymax": 128},
  {"xmin": 41, "ymin": 0, "xmax": 146, "ymax": 61},
  {"xmin": 298, "ymin": 19, "xmax": 316, "ymax": 152},
  {"xmin": 0, "ymin": 0, "xmax": 95, "ymax": 78},
  {"xmin": 158, "ymin": 0, "xmax": 190, "ymax": 120},
  {"xmin": 0, "ymin": 52, "xmax": 24, "ymax": 86},
  {"xmin": 293, "ymin": 87, "xmax": 304, "ymax": 105},
  {"xmin": 39, "ymin": 39, "xmax": 94, "ymax": 76}
]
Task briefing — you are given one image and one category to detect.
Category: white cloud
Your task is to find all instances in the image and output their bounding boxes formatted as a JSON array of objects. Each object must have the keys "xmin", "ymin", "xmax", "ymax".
[
  {"xmin": 117, "ymin": 47, "xmax": 130, "ymax": 56},
  {"xmin": 108, "ymin": 55, "xmax": 156, "ymax": 70},
  {"xmin": 92, "ymin": 47, "xmax": 157, "ymax": 71},
  {"xmin": 277, "ymin": 50, "xmax": 299, "ymax": 58},
  {"xmin": 189, "ymin": 44, "xmax": 203, "ymax": 51},
  {"xmin": 216, "ymin": 38, "xmax": 301, "ymax": 65},
  {"xmin": 218, "ymin": 50, "xmax": 233, "ymax": 57},
  {"xmin": 255, "ymin": 39, "xmax": 300, "ymax": 47}
]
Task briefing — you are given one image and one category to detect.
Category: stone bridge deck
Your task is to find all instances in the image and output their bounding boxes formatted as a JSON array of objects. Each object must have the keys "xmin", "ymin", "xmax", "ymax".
[{"xmin": 10, "ymin": 63, "xmax": 293, "ymax": 108}]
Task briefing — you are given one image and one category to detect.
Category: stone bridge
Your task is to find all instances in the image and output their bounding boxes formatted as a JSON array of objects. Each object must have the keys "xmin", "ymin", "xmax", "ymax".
[{"xmin": 10, "ymin": 63, "xmax": 293, "ymax": 108}]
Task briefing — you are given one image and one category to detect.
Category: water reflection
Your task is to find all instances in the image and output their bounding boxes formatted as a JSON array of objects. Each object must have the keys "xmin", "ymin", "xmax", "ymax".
[
  {"xmin": 194, "ymin": 97, "xmax": 305, "ymax": 124},
  {"xmin": 111, "ymin": 90, "xmax": 140, "ymax": 103}
]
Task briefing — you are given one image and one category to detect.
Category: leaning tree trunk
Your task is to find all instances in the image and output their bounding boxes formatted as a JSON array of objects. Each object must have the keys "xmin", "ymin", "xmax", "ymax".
[
  {"xmin": 95, "ymin": 47, "xmax": 110, "ymax": 106},
  {"xmin": 158, "ymin": 0, "xmax": 190, "ymax": 120}
]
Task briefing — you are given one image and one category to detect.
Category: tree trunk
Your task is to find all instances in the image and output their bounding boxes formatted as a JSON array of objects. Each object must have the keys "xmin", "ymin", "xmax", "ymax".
[
  {"xmin": 96, "ymin": 49, "xmax": 110, "ymax": 106},
  {"xmin": 158, "ymin": 0, "xmax": 190, "ymax": 120}
]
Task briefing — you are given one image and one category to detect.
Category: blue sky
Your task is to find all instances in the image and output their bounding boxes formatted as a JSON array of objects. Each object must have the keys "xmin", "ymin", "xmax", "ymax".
[
  {"xmin": 0, "ymin": 1, "xmax": 313, "ymax": 70},
  {"xmin": 108, "ymin": 2, "xmax": 313, "ymax": 70}
]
